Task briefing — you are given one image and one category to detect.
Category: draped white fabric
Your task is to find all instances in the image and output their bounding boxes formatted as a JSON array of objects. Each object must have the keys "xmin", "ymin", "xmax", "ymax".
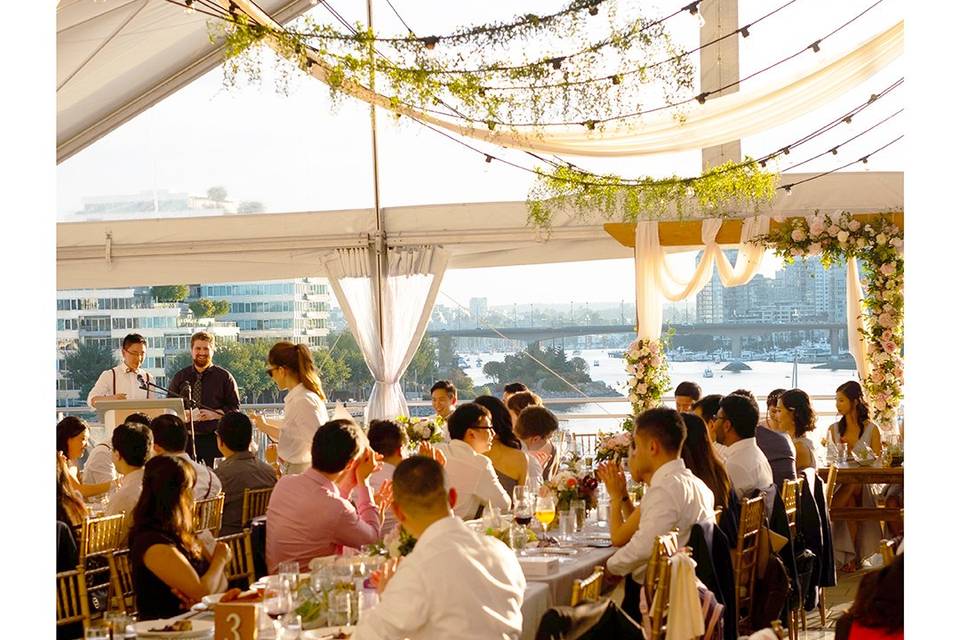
[
  {"xmin": 846, "ymin": 257, "xmax": 870, "ymax": 381},
  {"xmin": 634, "ymin": 216, "xmax": 769, "ymax": 340},
  {"xmin": 323, "ymin": 246, "xmax": 449, "ymax": 422},
  {"xmin": 237, "ymin": 0, "xmax": 901, "ymax": 158}
]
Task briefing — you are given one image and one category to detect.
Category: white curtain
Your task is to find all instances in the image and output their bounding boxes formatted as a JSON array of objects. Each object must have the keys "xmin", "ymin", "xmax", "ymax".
[
  {"xmin": 242, "ymin": 0, "xmax": 901, "ymax": 158},
  {"xmin": 323, "ymin": 246, "xmax": 449, "ymax": 422},
  {"xmin": 634, "ymin": 216, "xmax": 769, "ymax": 340},
  {"xmin": 846, "ymin": 257, "xmax": 870, "ymax": 381}
]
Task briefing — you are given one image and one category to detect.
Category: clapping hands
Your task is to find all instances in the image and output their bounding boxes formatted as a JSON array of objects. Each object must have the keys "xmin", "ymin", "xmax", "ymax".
[
  {"xmin": 596, "ymin": 461, "xmax": 627, "ymax": 499},
  {"xmin": 417, "ymin": 442, "xmax": 447, "ymax": 466}
]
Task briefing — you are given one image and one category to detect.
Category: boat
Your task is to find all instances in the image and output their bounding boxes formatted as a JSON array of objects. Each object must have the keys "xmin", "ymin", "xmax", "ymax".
[
  {"xmin": 607, "ymin": 350, "xmax": 625, "ymax": 359},
  {"xmin": 703, "ymin": 368, "xmax": 714, "ymax": 378},
  {"xmin": 572, "ymin": 349, "xmax": 582, "ymax": 356},
  {"xmin": 593, "ymin": 360, "xmax": 600, "ymax": 367},
  {"xmin": 475, "ymin": 358, "xmax": 483, "ymax": 367}
]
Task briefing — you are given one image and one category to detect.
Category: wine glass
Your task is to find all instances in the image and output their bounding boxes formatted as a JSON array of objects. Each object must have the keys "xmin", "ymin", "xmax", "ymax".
[
  {"xmin": 264, "ymin": 577, "xmax": 293, "ymax": 634},
  {"xmin": 534, "ymin": 494, "xmax": 556, "ymax": 539}
]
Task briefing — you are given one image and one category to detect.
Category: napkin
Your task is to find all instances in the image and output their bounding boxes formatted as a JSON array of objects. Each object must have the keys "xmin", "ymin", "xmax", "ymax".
[{"xmin": 665, "ymin": 553, "xmax": 703, "ymax": 640}]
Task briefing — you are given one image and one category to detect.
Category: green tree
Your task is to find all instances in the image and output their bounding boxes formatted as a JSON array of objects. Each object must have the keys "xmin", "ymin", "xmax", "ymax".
[
  {"xmin": 238, "ymin": 201, "xmax": 264, "ymax": 213},
  {"xmin": 150, "ymin": 285, "xmax": 188, "ymax": 302},
  {"xmin": 65, "ymin": 341, "xmax": 115, "ymax": 400},
  {"xmin": 189, "ymin": 298, "xmax": 231, "ymax": 318},
  {"xmin": 207, "ymin": 186, "xmax": 228, "ymax": 202}
]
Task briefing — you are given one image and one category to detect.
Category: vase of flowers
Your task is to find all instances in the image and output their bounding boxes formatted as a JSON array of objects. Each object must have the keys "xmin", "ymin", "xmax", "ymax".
[
  {"xmin": 395, "ymin": 414, "xmax": 445, "ymax": 451},
  {"xmin": 595, "ymin": 431, "xmax": 633, "ymax": 465}
]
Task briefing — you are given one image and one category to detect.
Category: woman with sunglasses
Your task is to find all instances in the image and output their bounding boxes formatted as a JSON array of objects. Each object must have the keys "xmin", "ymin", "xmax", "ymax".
[{"xmin": 250, "ymin": 341, "xmax": 329, "ymax": 475}]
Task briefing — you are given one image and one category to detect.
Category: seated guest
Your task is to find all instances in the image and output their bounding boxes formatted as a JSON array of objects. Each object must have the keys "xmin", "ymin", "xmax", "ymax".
[
  {"xmin": 83, "ymin": 412, "xmax": 152, "ymax": 488},
  {"xmin": 354, "ymin": 419, "xmax": 406, "ymax": 535},
  {"xmin": 437, "ymin": 404, "xmax": 510, "ymax": 520},
  {"xmin": 150, "ymin": 414, "xmax": 222, "ymax": 501},
  {"xmin": 777, "ymin": 389, "xmax": 818, "ymax": 472},
  {"xmin": 266, "ymin": 419, "xmax": 381, "ymax": 572},
  {"xmin": 502, "ymin": 382, "xmax": 529, "ymax": 405},
  {"xmin": 692, "ymin": 394, "xmax": 724, "ymax": 454},
  {"xmin": 506, "ymin": 390, "xmax": 542, "ymax": 425},
  {"xmin": 355, "ymin": 457, "xmax": 526, "ymax": 640},
  {"xmin": 105, "ymin": 422, "xmax": 154, "ymax": 542},
  {"xmin": 513, "ymin": 405, "xmax": 560, "ymax": 486},
  {"xmin": 597, "ymin": 408, "xmax": 714, "ymax": 580},
  {"xmin": 57, "ymin": 453, "xmax": 87, "ymax": 570},
  {"xmin": 430, "ymin": 380, "xmax": 457, "ymax": 440},
  {"xmin": 732, "ymin": 388, "xmax": 796, "ymax": 489},
  {"xmin": 129, "ymin": 455, "xmax": 232, "ymax": 620},
  {"xmin": 679, "ymin": 413, "xmax": 733, "ymax": 514},
  {"xmin": 214, "ymin": 412, "xmax": 277, "ymax": 536},
  {"xmin": 474, "ymin": 395, "xmax": 528, "ymax": 497},
  {"xmin": 57, "ymin": 416, "xmax": 114, "ymax": 499},
  {"xmin": 763, "ymin": 389, "xmax": 787, "ymax": 431},
  {"xmin": 835, "ymin": 554, "xmax": 903, "ymax": 640},
  {"xmin": 714, "ymin": 394, "xmax": 773, "ymax": 498},
  {"xmin": 674, "ymin": 381, "xmax": 702, "ymax": 413}
]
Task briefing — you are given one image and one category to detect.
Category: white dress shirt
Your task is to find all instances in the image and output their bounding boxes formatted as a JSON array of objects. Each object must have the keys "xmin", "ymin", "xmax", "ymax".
[
  {"xmin": 723, "ymin": 437, "xmax": 774, "ymax": 499},
  {"xmin": 437, "ymin": 440, "xmax": 510, "ymax": 520},
  {"xmin": 106, "ymin": 467, "xmax": 144, "ymax": 543},
  {"xmin": 87, "ymin": 364, "xmax": 151, "ymax": 409},
  {"xmin": 520, "ymin": 442, "xmax": 543, "ymax": 493},
  {"xmin": 606, "ymin": 459, "xmax": 715, "ymax": 582},
  {"xmin": 277, "ymin": 384, "xmax": 329, "ymax": 465},
  {"xmin": 82, "ymin": 443, "xmax": 117, "ymax": 485},
  {"xmin": 173, "ymin": 452, "xmax": 222, "ymax": 501},
  {"xmin": 354, "ymin": 515, "xmax": 526, "ymax": 640}
]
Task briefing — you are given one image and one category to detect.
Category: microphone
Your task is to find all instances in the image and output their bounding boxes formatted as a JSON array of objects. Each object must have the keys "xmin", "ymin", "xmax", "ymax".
[{"xmin": 137, "ymin": 374, "xmax": 147, "ymax": 391}]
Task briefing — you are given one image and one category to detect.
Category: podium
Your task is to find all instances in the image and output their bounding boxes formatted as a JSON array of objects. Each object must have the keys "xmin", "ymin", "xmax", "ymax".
[{"xmin": 94, "ymin": 398, "xmax": 186, "ymax": 432}]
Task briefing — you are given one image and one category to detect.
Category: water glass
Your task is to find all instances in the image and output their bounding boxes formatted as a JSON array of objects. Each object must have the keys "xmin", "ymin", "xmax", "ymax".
[
  {"xmin": 570, "ymin": 499, "xmax": 586, "ymax": 532},
  {"xmin": 264, "ymin": 577, "xmax": 293, "ymax": 624},
  {"xmin": 558, "ymin": 509, "xmax": 576, "ymax": 542},
  {"xmin": 357, "ymin": 589, "xmax": 379, "ymax": 622},
  {"xmin": 329, "ymin": 591, "xmax": 352, "ymax": 627},
  {"xmin": 103, "ymin": 611, "xmax": 132, "ymax": 639},
  {"xmin": 278, "ymin": 560, "xmax": 300, "ymax": 588},
  {"xmin": 280, "ymin": 612, "xmax": 302, "ymax": 639},
  {"xmin": 838, "ymin": 443, "xmax": 850, "ymax": 463}
]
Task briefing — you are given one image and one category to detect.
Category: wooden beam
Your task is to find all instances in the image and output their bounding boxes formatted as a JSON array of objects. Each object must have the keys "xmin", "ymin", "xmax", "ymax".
[{"xmin": 604, "ymin": 212, "xmax": 905, "ymax": 248}]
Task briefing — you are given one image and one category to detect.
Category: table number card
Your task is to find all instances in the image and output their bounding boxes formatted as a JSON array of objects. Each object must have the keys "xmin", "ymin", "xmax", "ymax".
[{"xmin": 215, "ymin": 601, "xmax": 259, "ymax": 640}]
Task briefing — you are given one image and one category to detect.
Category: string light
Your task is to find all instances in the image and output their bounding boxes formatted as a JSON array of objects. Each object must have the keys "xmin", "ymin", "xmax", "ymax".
[
  {"xmin": 611, "ymin": 74, "xmax": 622, "ymax": 85},
  {"xmin": 844, "ymin": 116, "xmax": 853, "ymax": 124},
  {"xmin": 831, "ymin": 147, "xmax": 839, "ymax": 155},
  {"xmin": 810, "ymin": 40, "xmax": 821, "ymax": 53},
  {"xmin": 784, "ymin": 185, "xmax": 793, "ymax": 195},
  {"xmin": 740, "ymin": 25, "xmax": 751, "ymax": 38},
  {"xmin": 696, "ymin": 93, "xmax": 708, "ymax": 105},
  {"xmin": 485, "ymin": 155, "xmax": 493, "ymax": 163},
  {"xmin": 781, "ymin": 146, "xmax": 791, "ymax": 156},
  {"xmin": 184, "ymin": 0, "xmax": 195, "ymax": 14},
  {"xmin": 421, "ymin": 36, "xmax": 439, "ymax": 50}
]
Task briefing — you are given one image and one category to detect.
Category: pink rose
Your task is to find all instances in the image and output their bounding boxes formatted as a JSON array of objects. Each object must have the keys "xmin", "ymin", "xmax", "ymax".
[
  {"xmin": 848, "ymin": 219, "xmax": 861, "ymax": 231},
  {"xmin": 891, "ymin": 237, "xmax": 904, "ymax": 249},
  {"xmin": 880, "ymin": 263, "xmax": 896, "ymax": 277},
  {"xmin": 828, "ymin": 224, "xmax": 841, "ymax": 236},
  {"xmin": 881, "ymin": 330, "xmax": 893, "ymax": 342},
  {"xmin": 878, "ymin": 312, "xmax": 894, "ymax": 328},
  {"xmin": 791, "ymin": 229, "xmax": 807, "ymax": 242},
  {"xmin": 883, "ymin": 340, "xmax": 896, "ymax": 354},
  {"xmin": 807, "ymin": 242, "xmax": 822, "ymax": 255},
  {"xmin": 871, "ymin": 370, "xmax": 885, "ymax": 383},
  {"xmin": 809, "ymin": 220, "xmax": 826, "ymax": 237}
]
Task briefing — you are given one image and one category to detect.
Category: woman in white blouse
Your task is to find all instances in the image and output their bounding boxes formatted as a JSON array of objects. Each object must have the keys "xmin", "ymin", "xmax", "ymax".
[{"xmin": 250, "ymin": 342, "xmax": 329, "ymax": 475}]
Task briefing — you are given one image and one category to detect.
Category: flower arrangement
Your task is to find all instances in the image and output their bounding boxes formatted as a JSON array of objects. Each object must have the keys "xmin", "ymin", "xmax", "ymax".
[
  {"xmin": 395, "ymin": 414, "xmax": 445, "ymax": 449},
  {"xmin": 595, "ymin": 431, "xmax": 633, "ymax": 464},
  {"xmin": 624, "ymin": 336, "xmax": 672, "ymax": 416},
  {"xmin": 756, "ymin": 211, "xmax": 904, "ymax": 429},
  {"xmin": 544, "ymin": 467, "xmax": 599, "ymax": 511}
]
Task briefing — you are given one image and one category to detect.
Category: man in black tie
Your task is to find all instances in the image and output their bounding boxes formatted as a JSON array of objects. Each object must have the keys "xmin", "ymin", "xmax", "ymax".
[{"xmin": 168, "ymin": 331, "xmax": 240, "ymax": 466}]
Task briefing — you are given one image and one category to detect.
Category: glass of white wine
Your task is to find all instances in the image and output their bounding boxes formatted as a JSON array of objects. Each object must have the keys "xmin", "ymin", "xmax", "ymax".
[{"xmin": 534, "ymin": 494, "xmax": 556, "ymax": 540}]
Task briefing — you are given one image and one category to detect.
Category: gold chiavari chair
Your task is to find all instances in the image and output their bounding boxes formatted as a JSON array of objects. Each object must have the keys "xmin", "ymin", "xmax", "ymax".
[
  {"xmin": 647, "ymin": 533, "xmax": 682, "ymax": 640},
  {"xmin": 569, "ymin": 565, "xmax": 605, "ymax": 606},
  {"xmin": 241, "ymin": 487, "xmax": 273, "ymax": 527},
  {"xmin": 79, "ymin": 514, "xmax": 126, "ymax": 560},
  {"xmin": 878, "ymin": 539, "xmax": 898, "ymax": 567},
  {"xmin": 819, "ymin": 464, "xmax": 839, "ymax": 627},
  {"xmin": 218, "ymin": 529, "xmax": 257, "ymax": 589},
  {"xmin": 193, "ymin": 493, "xmax": 225, "ymax": 537},
  {"xmin": 780, "ymin": 477, "xmax": 805, "ymax": 640},
  {"xmin": 107, "ymin": 549, "xmax": 136, "ymax": 617},
  {"xmin": 733, "ymin": 495, "xmax": 765, "ymax": 636},
  {"xmin": 57, "ymin": 566, "xmax": 90, "ymax": 633},
  {"xmin": 645, "ymin": 530, "xmax": 679, "ymax": 599}
]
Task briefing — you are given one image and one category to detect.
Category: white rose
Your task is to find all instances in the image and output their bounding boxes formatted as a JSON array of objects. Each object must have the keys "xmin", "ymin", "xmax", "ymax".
[{"xmin": 836, "ymin": 230, "xmax": 850, "ymax": 243}]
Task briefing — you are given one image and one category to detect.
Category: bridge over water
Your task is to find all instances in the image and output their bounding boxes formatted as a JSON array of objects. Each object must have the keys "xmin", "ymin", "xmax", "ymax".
[{"xmin": 426, "ymin": 322, "xmax": 847, "ymax": 358}]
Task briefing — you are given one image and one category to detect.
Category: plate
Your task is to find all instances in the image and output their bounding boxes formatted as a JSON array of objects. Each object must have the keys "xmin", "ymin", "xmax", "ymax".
[
  {"xmin": 131, "ymin": 619, "xmax": 214, "ymax": 638},
  {"xmin": 201, "ymin": 593, "xmax": 225, "ymax": 606},
  {"xmin": 302, "ymin": 627, "xmax": 352, "ymax": 639}
]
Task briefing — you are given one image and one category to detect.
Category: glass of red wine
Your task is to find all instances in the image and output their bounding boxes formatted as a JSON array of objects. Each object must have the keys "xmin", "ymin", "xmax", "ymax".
[
  {"xmin": 264, "ymin": 577, "xmax": 293, "ymax": 634},
  {"xmin": 512, "ymin": 486, "xmax": 533, "ymax": 555}
]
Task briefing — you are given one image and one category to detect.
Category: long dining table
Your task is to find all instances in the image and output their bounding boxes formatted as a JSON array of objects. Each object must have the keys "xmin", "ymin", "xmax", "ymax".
[{"xmin": 818, "ymin": 462, "xmax": 904, "ymax": 522}]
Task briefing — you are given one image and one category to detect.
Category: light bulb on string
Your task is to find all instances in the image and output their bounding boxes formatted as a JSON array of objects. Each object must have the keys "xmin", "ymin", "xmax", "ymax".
[
  {"xmin": 784, "ymin": 185, "xmax": 793, "ymax": 196},
  {"xmin": 698, "ymin": 12, "xmax": 706, "ymax": 28},
  {"xmin": 184, "ymin": 0, "xmax": 195, "ymax": 14}
]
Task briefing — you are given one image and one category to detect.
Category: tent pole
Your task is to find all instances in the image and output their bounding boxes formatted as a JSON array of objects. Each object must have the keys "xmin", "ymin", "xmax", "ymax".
[{"xmin": 367, "ymin": 0, "xmax": 387, "ymax": 353}]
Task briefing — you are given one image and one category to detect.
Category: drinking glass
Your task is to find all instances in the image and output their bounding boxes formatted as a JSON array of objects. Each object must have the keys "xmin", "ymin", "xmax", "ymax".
[
  {"xmin": 838, "ymin": 443, "xmax": 850, "ymax": 463},
  {"xmin": 280, "ymin": 613, "xmax": 302, "ymax": 639},
  {"xmin": 511, "ymin": 485, "xmax": 528, "ymax": 510},
  {"xmin": 513, "ymin": 493, "xmax": 533, "ymax": 555},
  {"xmin": 534, "ymin": 495, "xmax": 556, "ymax": 536},
  {"xmin": 570, "ymin": 499, "xmax": 586, "ymax": 532},
  {"xmin": 264, "ymin": 577, "xmax": 293, "ymax": 631},
  {"xmin": 329, "ymin": 591, "xmax": 352, "ymax": 627},
  {"xmin": 84, "ymin": 625, "xmax": 110, "ymax": 640},
  {"xmin": 558, "ymin": 509, "xmax": 575, "ymax": 542},
  {"xmin": 278, "ymin": 560, "xmax": 300, "ymax": 589},
  {"xmin": 103, "ymin": 611, "xmax": 132, "ymax": 640}
]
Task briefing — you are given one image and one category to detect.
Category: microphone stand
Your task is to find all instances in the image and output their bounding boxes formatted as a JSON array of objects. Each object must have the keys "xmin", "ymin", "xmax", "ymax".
[{"xmin": 138, "ymin": 378, "xmax": 224, "ymax": 462}]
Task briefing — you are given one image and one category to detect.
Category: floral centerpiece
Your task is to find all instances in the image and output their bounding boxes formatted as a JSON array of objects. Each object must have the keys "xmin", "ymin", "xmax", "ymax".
[
  {"xmin": 756, "ymin": 210, "xmax": 903, "ymax": 429},
  {"xmin": 544, "ymin": 467, "xmax": 599, "ymax": 512},
  {"xmin": 595, "ymin": 431, "xmax": 633, "ymax": 465},
  {"xmin": 395, "ymin": 414, "xmax": 445, "ymax": 450},
  {"xmin": 624, "ymin": 336, "xmax": 672, "ymax": 417}
]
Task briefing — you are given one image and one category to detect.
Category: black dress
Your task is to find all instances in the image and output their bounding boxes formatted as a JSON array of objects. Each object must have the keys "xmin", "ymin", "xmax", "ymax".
[{"xmin": 130, "ymin": 528, "xmax": 210, "ymax": 620}]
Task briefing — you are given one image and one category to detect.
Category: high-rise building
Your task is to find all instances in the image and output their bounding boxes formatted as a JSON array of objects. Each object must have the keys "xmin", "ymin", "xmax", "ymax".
[
  {"xmin": 56, "ymin": 288, "xmax": 239, "ymax": 406},
  {"xmin": 191, "ymin": 278, "xmax": 330, "ymax": 348}
]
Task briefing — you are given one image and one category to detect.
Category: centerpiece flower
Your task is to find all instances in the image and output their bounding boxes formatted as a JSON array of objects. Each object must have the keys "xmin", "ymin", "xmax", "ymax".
[{"xmin": 395, "ymin": 414, "xmax": 445, "ymax": 450}]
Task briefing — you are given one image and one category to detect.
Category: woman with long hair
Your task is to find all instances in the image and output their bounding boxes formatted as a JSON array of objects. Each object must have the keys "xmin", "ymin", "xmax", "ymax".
[
  {"xmin": 129, "ymin": 455, "xmax": 231, "ymax": 619},
  {"xmin": 778, "ymin": 389, "xmax": 818, "ymax": 471},
  {"xmin": 251, "ymin": 341, "xmax": 330, "ymax": 475},
  {"xmin": 56, "ymin": 417, "xmax": 114, "ymax": 499},
  {"xmin": 829, "ymin": 381, "xmax": 883, "ymax": 572},
  {"xmin": 679, "ymin": 413, "xmax": 733, "ymax": 512},
  {"xmin": 57, "ymin": 453, "xmax": 87, "ymax": 528},
  {"xmin": 474, "ymin": 395, "xmax": 528, "ymax": 497}
]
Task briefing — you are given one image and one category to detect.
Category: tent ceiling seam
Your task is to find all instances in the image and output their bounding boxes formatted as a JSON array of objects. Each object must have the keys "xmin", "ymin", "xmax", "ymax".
[{"xmin": 58, "ymin": 0, "xmax": 150, "ymax": 92}]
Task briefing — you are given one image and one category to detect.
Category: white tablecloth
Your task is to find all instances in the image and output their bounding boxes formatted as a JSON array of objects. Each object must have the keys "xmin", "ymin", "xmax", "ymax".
[
  {"xmin": 523, "ymin": 545, "xmax": 617, "ymax": 607},
  {"xmin": 520, "ymin": 582, "xmax": 551, "ymax": 640}
]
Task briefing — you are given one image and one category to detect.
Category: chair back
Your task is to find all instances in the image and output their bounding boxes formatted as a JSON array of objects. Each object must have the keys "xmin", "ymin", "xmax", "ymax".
[
  {"xmin": 649, "ymin": 544, "xmax": 683, "ymax": 640},
  {"xmin": 824, "ymin": 465, "xmax": 839, "ymax": 509},
  {"xmin": 79, "ymin": 514, "xmax": 126, "ymax": 559},
  {"xmin": 218, "ymin": 529, "xmax": 257, "ymax": 589},
  {"xmin": 193, "ymin": 493, "xmax": 225, "ymax": 536},
  {"xmin": 879, "ymin": 539, "xmax": 898, "ymax": 567},
  {"xmin": 570, "ymin": 565, "xmax": 605, "ymax": 606},
  {"xmin": 733, "ymin": 494, "xmax": 765, "ymax": 634},
  {"xmin": 573, "ymin": 433, "xmax": 598, "ymax": 458},
  {"xmin": 780, "ymin": 477, "xmax": 804, "ymax": 540},
  {"xmin": 241, "ymin": 487, "xmax": 273, "ymax": 526},
  {"xmin": 56, "ymin": 566, "xmax": 90, "ymax": 630},
  {"xmin": 107, "ymin": 549, "xmax": 136, "ymax": 617},
  {"xmin": 644, "ymin": 530, "xmax": 679, "ymax": 598}
]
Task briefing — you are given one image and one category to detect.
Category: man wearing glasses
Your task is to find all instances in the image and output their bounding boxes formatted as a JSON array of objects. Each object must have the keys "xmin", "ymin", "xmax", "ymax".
[
  {"xmin": 714, "ymin": 393, "xmax": 774, "ymax": 499},
  {"xmin": 437, "ymin": 403, "xmax": 511, "ymax": 520},
  {"xmin": 85, "ymin": 333, "xmax": 153, "ymax": 485}
]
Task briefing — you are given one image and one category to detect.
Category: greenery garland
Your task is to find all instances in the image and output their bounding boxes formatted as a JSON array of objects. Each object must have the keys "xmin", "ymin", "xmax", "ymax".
[
  {"xmin": 526, "ymin": 159, "xmax": 780, "ymax": 229},
  {"xmin": 212, "ymin": 3, "xmax": 695, "ymax": 126},
  {"xmin": 755, "ymin": 210, "xmax": 904, "ymax": 429}
]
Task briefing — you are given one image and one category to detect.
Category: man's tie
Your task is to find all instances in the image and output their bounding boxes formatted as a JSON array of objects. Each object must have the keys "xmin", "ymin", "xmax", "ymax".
[{"xmin": 192, "ymin": 373, "xmax": 203, "ymax": 416}]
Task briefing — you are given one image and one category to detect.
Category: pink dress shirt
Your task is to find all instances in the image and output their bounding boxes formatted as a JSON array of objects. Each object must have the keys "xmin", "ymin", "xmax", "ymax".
[{"xmin": 265, "ymin": 468, "xmax": 380, "ymax": 572}]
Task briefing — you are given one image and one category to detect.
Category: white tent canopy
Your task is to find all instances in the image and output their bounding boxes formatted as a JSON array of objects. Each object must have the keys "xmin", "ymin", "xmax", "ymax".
[{"xmin": 57, "ymin": 171, "xmax": 903, "ymax": 289}]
